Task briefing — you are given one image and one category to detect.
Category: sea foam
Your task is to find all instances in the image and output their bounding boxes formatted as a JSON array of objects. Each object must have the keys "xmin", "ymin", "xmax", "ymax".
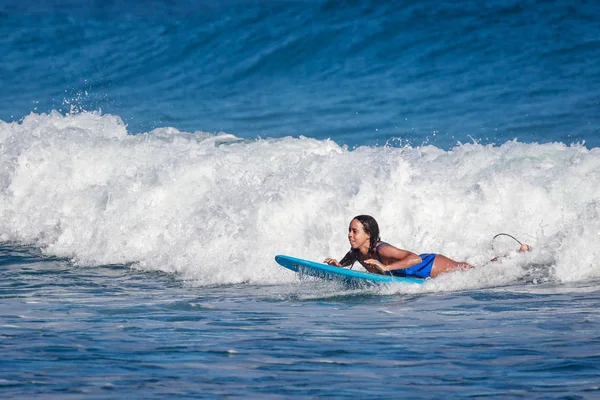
[{"xmin": 1, "ymin": 111, "xmax": 599, "ymax": 287}]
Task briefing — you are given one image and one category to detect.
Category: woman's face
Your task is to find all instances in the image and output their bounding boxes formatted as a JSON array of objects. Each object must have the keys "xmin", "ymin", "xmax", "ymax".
[{"xmin": 348, "ymin": 219, "xmax": 370, "ymax": 249}]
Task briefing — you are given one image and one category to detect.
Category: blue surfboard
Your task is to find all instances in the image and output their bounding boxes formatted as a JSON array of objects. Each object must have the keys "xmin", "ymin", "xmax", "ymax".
[{"xmin": 275, "ymin": 255, "xmax": 425, "ymax": 285}]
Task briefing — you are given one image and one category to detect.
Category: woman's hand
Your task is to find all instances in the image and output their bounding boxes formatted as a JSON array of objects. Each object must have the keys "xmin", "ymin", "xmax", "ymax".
[
  {"xmin": 323, "ymin": 258, "xmax": 342, "ymax": 267},
  {"xmin": 363, "ymin": 259, "xmax": 387, "ymax": 274}
]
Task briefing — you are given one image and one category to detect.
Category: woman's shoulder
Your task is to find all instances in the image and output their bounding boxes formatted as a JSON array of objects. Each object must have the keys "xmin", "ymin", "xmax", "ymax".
[
  {"xmin": 376, "ymin": 242, "xmax": 412, "ymax": 256},
  {"xmin": 375, "ymin": 241, "xmax": 394, "ymax": 251},
  {"xmin": 373, "ymin": 241, "xmax": 394, "ymax": 257}
]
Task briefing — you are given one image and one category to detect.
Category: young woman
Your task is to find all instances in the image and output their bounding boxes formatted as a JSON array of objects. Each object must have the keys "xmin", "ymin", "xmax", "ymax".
[{"xmin": 324, "ymin": 215, "xmax": 530, "ymax": 279}]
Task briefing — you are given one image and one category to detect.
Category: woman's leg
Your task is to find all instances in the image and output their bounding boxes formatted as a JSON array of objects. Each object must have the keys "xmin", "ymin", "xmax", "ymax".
[
  {"xmin": 430, "ymin": 255, "xmax": 474, "ymax": 278},
  {"xmin": 431, "ymin": 244, "xmax": 531, "ymax": 278}
]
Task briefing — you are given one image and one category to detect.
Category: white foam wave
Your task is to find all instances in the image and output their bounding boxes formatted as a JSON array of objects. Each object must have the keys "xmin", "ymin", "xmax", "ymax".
[{"xmin": 1, "ymin": 111, "xmax": 599, "ymax": 288}]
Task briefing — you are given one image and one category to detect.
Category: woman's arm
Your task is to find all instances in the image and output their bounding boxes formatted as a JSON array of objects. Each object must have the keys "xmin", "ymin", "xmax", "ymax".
[{"xmin": 363, "ymin": 244, "xmax": 422, "ymax": 273}]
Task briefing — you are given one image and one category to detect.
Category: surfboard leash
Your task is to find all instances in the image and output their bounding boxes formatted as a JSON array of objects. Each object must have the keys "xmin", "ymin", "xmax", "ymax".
[{"xmin": 492, "ymin": 233, "xmax": 523, "ymax": 245}]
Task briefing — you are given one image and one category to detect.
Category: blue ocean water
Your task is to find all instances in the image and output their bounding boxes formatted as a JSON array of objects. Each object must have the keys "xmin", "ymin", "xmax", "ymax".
[{"xmin": 1, "ymin": 0, "xmax": 600, "ymax": 398}]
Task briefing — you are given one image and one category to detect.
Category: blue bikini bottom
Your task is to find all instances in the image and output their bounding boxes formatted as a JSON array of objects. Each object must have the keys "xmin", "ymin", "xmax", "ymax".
[{"xmin": 387, "ymin": 254, "xmax": 436, "ymax": 279}]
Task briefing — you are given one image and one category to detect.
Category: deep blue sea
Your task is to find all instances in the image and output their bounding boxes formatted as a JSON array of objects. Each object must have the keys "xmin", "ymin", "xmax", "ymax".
[{"xmin": 1, "ymin": 0, "xmax": 600, "ymax": 398}]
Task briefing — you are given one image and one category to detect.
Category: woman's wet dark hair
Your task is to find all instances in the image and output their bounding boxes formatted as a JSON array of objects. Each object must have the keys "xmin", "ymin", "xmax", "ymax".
[
  {"xmin": 352, "ymin": 215, "xmax": 381, "ymax": 255},
  {"xmin": 339, "ymin": 215, "xmax": 382, "ymax": 267}
]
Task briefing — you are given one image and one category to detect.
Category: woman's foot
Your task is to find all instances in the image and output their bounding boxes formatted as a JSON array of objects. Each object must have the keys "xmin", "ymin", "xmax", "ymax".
[
  {"xmin": 519, "ymin": 244, "xmax": 532, "ymax": 252},
  {"xmin": 490, "ymin": 243, "xmax": 532, "ymax": 263}
]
